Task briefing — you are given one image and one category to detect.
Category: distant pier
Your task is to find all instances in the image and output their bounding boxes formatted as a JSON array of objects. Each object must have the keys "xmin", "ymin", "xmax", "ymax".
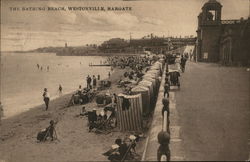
[{"xmin": 88, "ymin": 64, "xmax": 111, "ymax": 67}]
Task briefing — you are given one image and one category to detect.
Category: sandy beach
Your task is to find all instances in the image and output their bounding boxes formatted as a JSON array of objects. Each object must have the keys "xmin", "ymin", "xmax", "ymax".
[{"xmin": 0, "ymin": 68, "xmax": 148, "ymax": 162}]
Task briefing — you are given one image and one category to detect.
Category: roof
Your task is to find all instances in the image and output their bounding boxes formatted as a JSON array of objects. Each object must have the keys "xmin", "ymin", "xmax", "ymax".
[
  {"xmin": 202, "ymin": 0, "xmax": 222, "ymax": 8},
  {"xmin": 221, "ymin": 19, "xmax": 246, "ymax": 25}
]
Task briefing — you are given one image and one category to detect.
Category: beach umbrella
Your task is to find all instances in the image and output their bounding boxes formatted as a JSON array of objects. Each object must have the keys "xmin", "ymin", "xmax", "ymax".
[{"xmin": 131, "ymin": 85, "xmax": 150, "ymax": 115}]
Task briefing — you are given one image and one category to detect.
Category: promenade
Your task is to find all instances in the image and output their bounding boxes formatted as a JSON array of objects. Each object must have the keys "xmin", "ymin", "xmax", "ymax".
[
  {"xmin": 175, "ymin": 62, "xmax": 250, "ymax": 161},
  {"xmin": 143, "ymin": 61, "xmax": 250, "ymax": 161}
]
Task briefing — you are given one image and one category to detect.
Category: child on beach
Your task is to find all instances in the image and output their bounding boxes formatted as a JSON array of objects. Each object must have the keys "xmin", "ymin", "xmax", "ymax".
[
  {"xmin": 78, "ymin": 85, "xmax": 82, "ymax": 94},
  {"xmin": 42, "ymin": 88, "xmax": 50, "ymax": 111}
]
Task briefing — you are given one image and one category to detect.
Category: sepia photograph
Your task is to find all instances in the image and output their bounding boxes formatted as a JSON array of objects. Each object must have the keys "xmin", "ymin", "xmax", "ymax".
[{"xmin": 0, "ymin": 0, "xmax": 249, "ymax": 161}]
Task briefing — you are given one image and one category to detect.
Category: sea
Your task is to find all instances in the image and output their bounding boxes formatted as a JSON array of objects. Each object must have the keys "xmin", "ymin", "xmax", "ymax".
[{"xmin": 0, "ymin": 52, "xmax": 111, "ymax": 119}]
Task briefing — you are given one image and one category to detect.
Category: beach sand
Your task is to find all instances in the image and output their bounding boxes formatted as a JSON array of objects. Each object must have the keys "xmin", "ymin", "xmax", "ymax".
[{"xmin": 0, "ymin": 68, "xmax": 147, "ymax": 162}]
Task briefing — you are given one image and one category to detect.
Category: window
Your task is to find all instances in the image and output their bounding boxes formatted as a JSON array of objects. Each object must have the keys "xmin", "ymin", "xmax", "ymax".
[{"xmin": 207, "ymin": 10, "xmax": 216, "ymax": 21}]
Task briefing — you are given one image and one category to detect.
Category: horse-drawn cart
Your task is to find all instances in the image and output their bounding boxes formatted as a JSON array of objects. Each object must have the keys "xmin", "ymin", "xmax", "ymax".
[
  {"xmin": 169, "ymin": 70, "xmax": 180, "ymax": 88},
  {"xmin": 167, "ymin": 63, "xmax": 181, "ymax": 89}
]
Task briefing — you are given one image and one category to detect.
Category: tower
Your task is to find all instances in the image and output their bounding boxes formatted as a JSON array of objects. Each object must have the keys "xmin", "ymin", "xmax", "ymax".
[{"xmin": 196, "ymin": 0, "xmax": 222, "ymax": 62}]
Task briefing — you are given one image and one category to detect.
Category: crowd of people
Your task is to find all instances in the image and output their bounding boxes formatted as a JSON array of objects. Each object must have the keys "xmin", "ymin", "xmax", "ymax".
[
  {"xmin": 41, "ymin": 73, "xmax": 103, "ymax": 110},
  {"xmin": 107, "ymin": 55, "xmax": 152, "ymax": 71},
  {"xmin": 86, "ymin": 75, "xmax": 100, "ymax": 89},
  {"xmin": 1, "ymin": 52, "xmax": 188, "ymax": 162},
  {"xmin": 37, "ymin": 54, "xmax": 164, "ymax": 161}
]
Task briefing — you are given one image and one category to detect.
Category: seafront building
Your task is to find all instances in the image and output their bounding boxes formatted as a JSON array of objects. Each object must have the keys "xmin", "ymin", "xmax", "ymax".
[
  {"xmin": 195, "ymin": 0, "xmax": 250, "ymax": 65},
  {"xmin": 100, "ymin": 35, "xmax": 196, "ymax": 54}
]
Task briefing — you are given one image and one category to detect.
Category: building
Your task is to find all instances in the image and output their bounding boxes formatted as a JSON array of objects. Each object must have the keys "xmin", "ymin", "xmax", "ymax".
[
  {"xmin": 99, "ymin": 38, "xmax": 130, "ymax": 53},
  {"xmin": 196, "ymin": 0, "xmax": 250, "ymax": 65},
  {"xmin": 100, "ymin": 35, "xmax": 196, "ymax": 54}
]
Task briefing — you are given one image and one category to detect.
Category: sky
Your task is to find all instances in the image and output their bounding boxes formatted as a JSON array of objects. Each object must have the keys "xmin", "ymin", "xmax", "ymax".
[{"xmin": 1, "ymin": 0, "xmax": 249, "ymax": 51}]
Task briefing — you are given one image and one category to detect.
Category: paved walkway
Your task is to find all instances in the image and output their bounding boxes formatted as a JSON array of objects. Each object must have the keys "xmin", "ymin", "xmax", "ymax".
[
  {"xmin": 143, "ymin": 61, "xmax": 250, "ymax": 161},
  {"xmin": 172, "ymin": 62, "xmax": 250, "ymax": 161}
]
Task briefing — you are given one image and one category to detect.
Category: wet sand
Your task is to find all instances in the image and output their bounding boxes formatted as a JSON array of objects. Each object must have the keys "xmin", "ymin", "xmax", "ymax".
[{"xmin": 0, "ymin": 68, "xmax": 147, "ymax": 162}]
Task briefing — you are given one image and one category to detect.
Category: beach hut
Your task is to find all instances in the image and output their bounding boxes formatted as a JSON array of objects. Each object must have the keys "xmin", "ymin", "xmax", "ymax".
[
  {"xmin": 150, "ymin": 65, "xmax": 162, "ymax": 75},
  {"xmin": 145, "ymin": 71, "xmax": 158, "ymax": 79},
  {"xmin": 147, "ymin": 70, "xmax": 161, "ymax": 86},
  {"xmin": 142, "ymin": 78, "xmax": 159, "ymax": 99},
  {"xmin": 155, "ymin": 61, "xmax": 163, "ymax": 68},
  {"xmin": 147, "ymin": 70, "xmax": 161, "ymax": 78},
  {"xmin": 143, "ymin": 73, "xmax": 160, "ymax": 86},
  {"xmin": 151, "ymin": 64, "xmax": 161, "ymax": 69},
  {"xmin": 139, "ymin": 80, "xmax": 154, "ymax": 107},
  {"xmin": 131, "ymin": 85, "xmax": 151, "ymax": 116},
  {"xmin": 142, "ymin": 77, "xmax": 157, "ymax": 91},
  {"xmin": 153, "ymin": 61, "xmax": 163, "ymax": 71},
  {"xmin": 116, "ymin": 93, "xmax": 143, "ymax": 131},
  {"xmin": 143, "ymin": 73, "xmax": 157, "ymax": 79},
  {"xmin": 159, "ymin": 58, "xmax": 165, "ymax": 64}
]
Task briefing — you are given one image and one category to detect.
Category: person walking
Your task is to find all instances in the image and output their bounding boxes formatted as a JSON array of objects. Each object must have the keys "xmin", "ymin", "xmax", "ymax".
[
  {"xmin": 43, "ymin": 88, "xmax": 50, "ymax": 111},
  {"xmin": 180, "ymin": 55, "xmax": 187, "ymax": 73},
  {"xmin": 0, "ymin": 102, "xmax": 4, "ymax": 125},
  {"xmin": 164, "ymin": 82, "xmax": 170, "ymax": 98},
  {"xmin": 92, "ymin": 75, "xmax": 97, "ymax": 89},
  {"xmin": 97, "ymin": 74, "xmax": 100, "ymax": 80},
  {"xmin": 86, "ymin": 75, "xmax": 92, "ymax": 89},
  {"xmin": 58, "ymin": 84, "xmax": 63, "ymax": 96}
]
